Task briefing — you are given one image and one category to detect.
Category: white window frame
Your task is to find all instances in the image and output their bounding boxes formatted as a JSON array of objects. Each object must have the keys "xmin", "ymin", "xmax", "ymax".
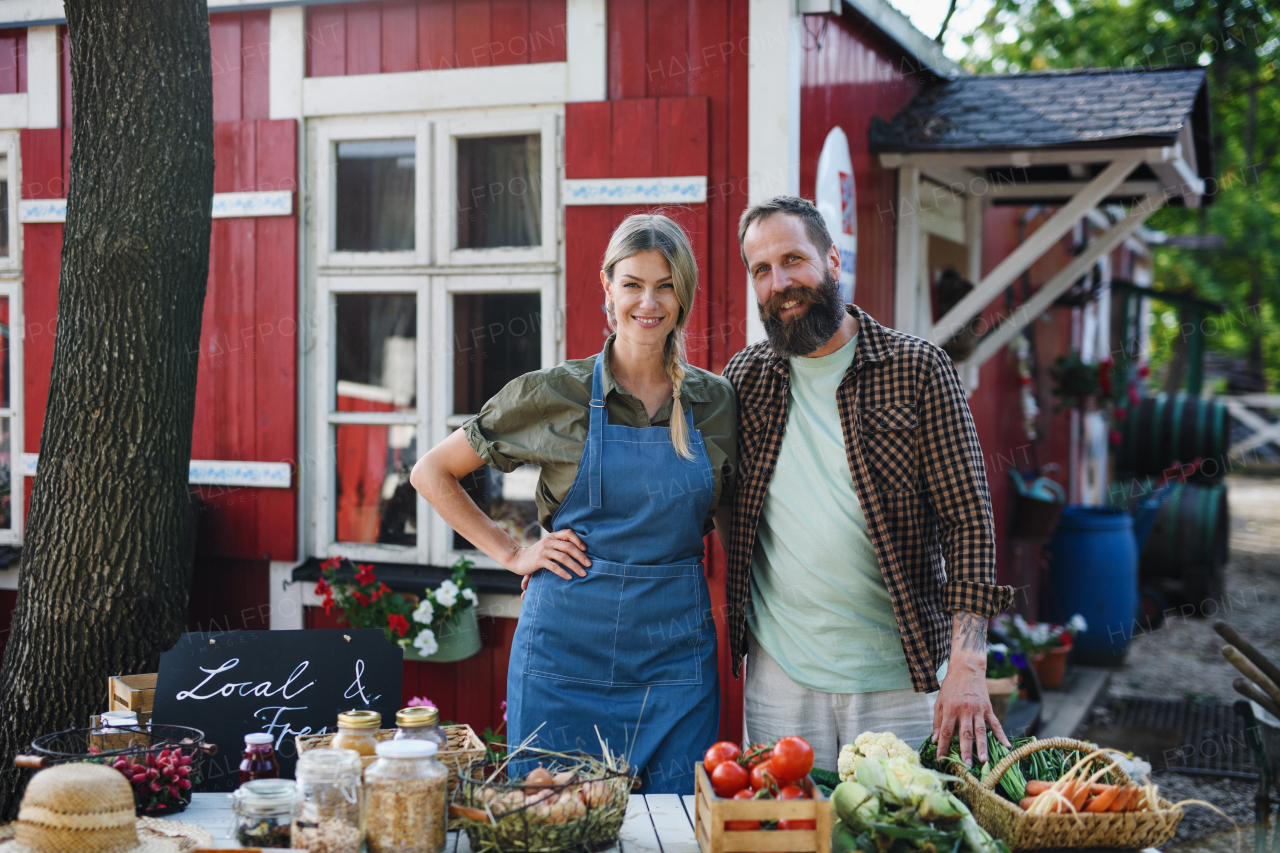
[
  {"xmin": 313, "ymin": 274, "xmax": 431, "ymax": 565},
  {"xmin": 429, "ymin": 273, "xmax": 557, "ymax": 569},
  {"xmin": 0, "ymin": 132, "xmax": 21, "ymax": 273},
  {"xmin": 434, "ymin": 113, "xmax": 559, "ymax": 267},
  {"xmin": 315, "ymin": 120, "xmax": 431, "ymax": 269}
]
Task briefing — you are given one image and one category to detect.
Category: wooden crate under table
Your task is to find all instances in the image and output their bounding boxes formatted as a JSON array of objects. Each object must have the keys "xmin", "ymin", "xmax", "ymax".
[
  {"xmin": 694, "ymin": 762, "xmax": 832, "ymax": 853},
  {"xmin": 109, "ymin": 673, "xmax": 157, "ymax": 713}
]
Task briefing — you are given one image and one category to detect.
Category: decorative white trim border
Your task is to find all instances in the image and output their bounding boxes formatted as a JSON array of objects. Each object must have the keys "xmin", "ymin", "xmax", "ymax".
[
  {"xmin": 22, "ymin": 453, "xmax": 293, "ymax": 488},
  {"xmin": 19, "ymin": 191, "xmax": 294, "ymax": 224},
  {"xmin": 211, "ymin": 190, "xmax": 294, "ymax": 218},
  {"xmin": 563, "ymin": 176, "xmax": 707, "ymax": 206}
]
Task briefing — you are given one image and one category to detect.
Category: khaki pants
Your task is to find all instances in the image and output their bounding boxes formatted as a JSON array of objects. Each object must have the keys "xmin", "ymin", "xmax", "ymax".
[{"xmin": 744, "ymin": 633, "xmax": 937, "ymax": 773}]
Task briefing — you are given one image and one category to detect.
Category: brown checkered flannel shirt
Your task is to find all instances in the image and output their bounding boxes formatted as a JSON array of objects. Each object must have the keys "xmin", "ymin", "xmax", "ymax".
[{"xmin": 723, "ymin": 306, "xmax": 1014, "ymax": 692}]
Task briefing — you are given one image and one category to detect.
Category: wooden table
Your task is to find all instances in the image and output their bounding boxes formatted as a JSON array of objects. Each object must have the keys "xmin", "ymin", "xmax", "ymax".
[{"xmin": 168, "ymin": 791, "xmax": 703, "ymax": 852}]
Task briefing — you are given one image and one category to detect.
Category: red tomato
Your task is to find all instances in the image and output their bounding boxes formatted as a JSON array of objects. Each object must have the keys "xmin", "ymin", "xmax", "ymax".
[
  {"xmin": 749, "ymin": 760, "xmax": 777, "ymax": 792},
  {"xmin": 770, "ymin": 736, "xmax": 814, "ymax": 783},
  {"xmin": 704, "ymin": 741, "xmax": 742, "ymax": 774},
  {"xmin": 777, "ymin": 785, "xmax": 809, "ymax": 800},
  {"xmin": 743, "ymin": 743, "xmax": 773, "ymax": 768},
  {"xmin": 725, "ymin": 788, "xmax": 760, "ymax": 831},
  {"xmin": 711, "ymin": 760, "xmax": 750, "ymax": 798},
  {"xmin": 779, "ymin": 819, "xmax": 817, "ymax": 831}
]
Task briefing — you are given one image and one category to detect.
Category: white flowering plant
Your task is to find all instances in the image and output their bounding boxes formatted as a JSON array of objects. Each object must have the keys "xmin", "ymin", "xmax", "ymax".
[
  {"xmin": 993, "ymin": 613, "xmax": 1088, "ymax": 657},
  {"xmin": 403, "ymin": 555, "xmax": 480, "ymax": 657}
]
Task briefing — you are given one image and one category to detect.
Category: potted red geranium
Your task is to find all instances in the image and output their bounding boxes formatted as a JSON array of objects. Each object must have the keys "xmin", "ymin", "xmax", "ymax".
[{"xmin": 993, "ymin": 613, "xmax": 1087, "ymax": 689}]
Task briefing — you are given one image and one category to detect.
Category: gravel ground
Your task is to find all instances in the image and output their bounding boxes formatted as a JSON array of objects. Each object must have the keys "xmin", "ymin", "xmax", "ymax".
[{"xmin": 1093, "ymin": 474, "xmax": 1280, "ymax": 850}]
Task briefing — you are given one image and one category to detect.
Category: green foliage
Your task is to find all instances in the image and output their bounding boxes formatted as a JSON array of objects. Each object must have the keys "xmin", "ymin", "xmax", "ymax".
[{"xmin": 959, "ymin": 0, "xmax": 1280, "ymax": 389}]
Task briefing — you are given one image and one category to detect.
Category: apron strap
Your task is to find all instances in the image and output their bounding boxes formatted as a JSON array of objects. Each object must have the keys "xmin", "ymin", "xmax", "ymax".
[{"xmin": 589, "ymin": 350, "xmax": 607, "ymax": 508}]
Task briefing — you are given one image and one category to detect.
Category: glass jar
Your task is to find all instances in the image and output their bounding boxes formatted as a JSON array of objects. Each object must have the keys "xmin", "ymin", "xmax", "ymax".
[
  {"xmin": 239, "ymin": 732, "xmax": 280, "ymax": 784},
  {"xmin": 393, "ymin": 706, "xmax": 447, "ymax": 748},
  {"xmin": 293, "ymin": 747, "xmax": 364, "ymax": 853},
  {"xmin": 332, "ymin": 709, "xmax": 381, "ymax": 757},
  {"xmin": 231, "ymin": 778, "xmax": 295, "ymax": 848},
  {"xmin": 364, "ymin": 740, "xmax": 448, "ymax": 853}
]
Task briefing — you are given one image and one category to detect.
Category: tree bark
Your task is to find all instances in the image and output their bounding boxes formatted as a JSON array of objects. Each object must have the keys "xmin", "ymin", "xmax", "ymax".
[{"xmin": 0, "ymin": 1, "xmax": 212, "ymax": 816}]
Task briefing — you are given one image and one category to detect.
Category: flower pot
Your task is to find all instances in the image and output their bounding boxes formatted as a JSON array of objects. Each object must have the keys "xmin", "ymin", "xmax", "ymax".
[
  {"xmin": 404, "ymin": 607, "xmax": 482, "ymax": 663},
  {"xmin": 1030, "ymin": 645, "xmax": 1070, "ymax": 689},
  {"xmin": 985, "ymin": 677, "xmax": 1017, "ymax": 724}
]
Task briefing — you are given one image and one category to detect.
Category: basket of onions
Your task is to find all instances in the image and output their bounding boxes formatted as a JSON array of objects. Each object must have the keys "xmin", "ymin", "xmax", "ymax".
[{"xmin": 450, "ymin": 748, "xmax": 634, "ymax": 853}]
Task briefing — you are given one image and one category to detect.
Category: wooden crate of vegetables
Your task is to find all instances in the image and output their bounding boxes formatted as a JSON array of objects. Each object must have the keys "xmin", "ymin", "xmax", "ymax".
[
  {"xmin": 919, "ymin": 735, "xmax": 1183, "ymax": 850},
  {"xmin": 695, "ymin": 737, "xmax": 832, "ymax": 853}
]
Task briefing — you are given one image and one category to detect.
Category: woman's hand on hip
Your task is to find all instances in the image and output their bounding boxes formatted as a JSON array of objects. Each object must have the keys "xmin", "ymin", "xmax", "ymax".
[{"xmin": 504, "ymin": 529, "xmax": 591, "ymax": 580}]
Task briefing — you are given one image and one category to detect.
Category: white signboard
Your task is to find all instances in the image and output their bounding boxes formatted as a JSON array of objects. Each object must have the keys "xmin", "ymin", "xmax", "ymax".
[{"xmin": 815, "ymin": 127, "xmax": 857, "ymax": 303}]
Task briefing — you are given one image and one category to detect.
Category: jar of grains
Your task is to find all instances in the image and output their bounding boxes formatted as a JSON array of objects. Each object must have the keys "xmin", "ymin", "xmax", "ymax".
[
  {"xmin": 230, "ymin": 778, "xmax": 296, "ymax": 848},
  {"xmin": 393, "ymin": 706, "xmax": 447, "ymax": 748},
  {"xmin": 292, "ymin": 748, "xmax": 364, "ymax": 853},
  {"xmin": 331, "ymin": 709, "xmax": 381, "ymax": 757},
  {"xmin": 365, "ymin": 740, "xmax": 448, "ymax": 853}
]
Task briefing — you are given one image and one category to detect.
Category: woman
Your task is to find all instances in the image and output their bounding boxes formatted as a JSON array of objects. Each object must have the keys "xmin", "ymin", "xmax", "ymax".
[{"xmin": 411, "ymin": 214, "xmax": 735, "ymax": 794}]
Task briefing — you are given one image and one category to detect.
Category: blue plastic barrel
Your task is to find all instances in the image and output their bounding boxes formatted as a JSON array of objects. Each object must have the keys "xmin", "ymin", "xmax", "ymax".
[{"xmin": 1043, "ymin": 505, "xmax": 1138, "ymax": 665}]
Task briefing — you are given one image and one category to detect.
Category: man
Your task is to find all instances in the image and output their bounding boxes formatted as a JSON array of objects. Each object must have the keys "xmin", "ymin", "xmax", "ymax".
[{"xmin": 716, "ymin": 196, "xmax": 1014, "ymax": 771}]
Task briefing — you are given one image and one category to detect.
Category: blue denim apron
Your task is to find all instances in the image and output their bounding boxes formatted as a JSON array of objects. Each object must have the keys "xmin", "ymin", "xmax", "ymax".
[{"xmin": 506, "ymin": 350, "xmax": 720, "ymax": 794}]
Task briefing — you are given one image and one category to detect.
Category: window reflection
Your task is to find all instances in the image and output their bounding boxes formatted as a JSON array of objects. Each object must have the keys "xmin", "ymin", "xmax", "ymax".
[
  {"xmin": 336, "ymin": 139, "xmax": 415, "ymax": 252},
  {"xmin": 335, "ymin": 424, "xmax": 417, "ymax": 546},
  {"xmin": 456, "ymin": 135, "xmax": 541, "ymax": 250},
  {"xmin": 335, "ymin": 293, "xmax": 416, "ymax": 412}
]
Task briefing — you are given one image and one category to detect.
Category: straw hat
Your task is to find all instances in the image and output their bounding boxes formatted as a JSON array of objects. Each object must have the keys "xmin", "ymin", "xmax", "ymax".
[{"xmin": 0, "ymin": 763, "xmax": 199, "ymax": 853}]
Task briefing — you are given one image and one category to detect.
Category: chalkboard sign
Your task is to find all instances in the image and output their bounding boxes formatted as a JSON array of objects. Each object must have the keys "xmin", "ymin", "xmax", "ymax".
[{"xmin": 151, "ymin": 630, "xmax": 402, "ymax": 791}]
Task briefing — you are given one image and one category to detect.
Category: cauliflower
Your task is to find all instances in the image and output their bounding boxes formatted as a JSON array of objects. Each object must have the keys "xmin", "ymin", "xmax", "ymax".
[{"xmin": 838, "ymin": 732, "xmax": 920, "ymax": 782}]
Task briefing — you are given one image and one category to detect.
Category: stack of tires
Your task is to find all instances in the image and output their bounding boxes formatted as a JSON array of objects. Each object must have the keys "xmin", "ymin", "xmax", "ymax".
[{"xmin": 1115, "ymin": 392, "xmax": 1230, "ymax": 613}]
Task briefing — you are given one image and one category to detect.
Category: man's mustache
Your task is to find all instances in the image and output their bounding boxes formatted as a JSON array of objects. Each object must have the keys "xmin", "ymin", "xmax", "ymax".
[{"xmin": 760, "ymin": 285, "xmax": 825, "ymax": 320}]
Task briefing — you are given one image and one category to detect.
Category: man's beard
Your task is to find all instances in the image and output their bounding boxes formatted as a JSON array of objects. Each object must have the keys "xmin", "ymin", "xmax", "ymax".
[{"xmin": 758, "ymin": 270, "xmax": 847, "ymax": 358}]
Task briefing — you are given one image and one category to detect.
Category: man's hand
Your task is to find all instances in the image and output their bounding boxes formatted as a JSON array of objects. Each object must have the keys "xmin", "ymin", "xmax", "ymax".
[{"xmin": 933, "ymin": 611, "xmax": 1008, "ymax": 766}]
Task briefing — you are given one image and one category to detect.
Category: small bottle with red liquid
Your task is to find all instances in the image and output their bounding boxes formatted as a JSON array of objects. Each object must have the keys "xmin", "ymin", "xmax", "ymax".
[{"xmin": 238, "ymin": 732, "xmax": 280, "ymax": 784}]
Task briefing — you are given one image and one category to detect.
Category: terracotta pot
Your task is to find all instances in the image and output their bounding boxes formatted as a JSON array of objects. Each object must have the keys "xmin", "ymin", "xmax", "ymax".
[
  {"xmin": 986, "ymin": 677, "xmax": 1017, "ymax": 723},
  {"xmin": 1031, "ymin": 644, "xmax": 1070, "ymax": 689}
]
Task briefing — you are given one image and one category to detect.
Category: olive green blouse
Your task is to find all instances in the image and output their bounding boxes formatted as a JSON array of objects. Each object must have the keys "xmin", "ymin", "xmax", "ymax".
[{"xmin": 463, "ymin": 337, "xmax": 737, "ymax": 534}]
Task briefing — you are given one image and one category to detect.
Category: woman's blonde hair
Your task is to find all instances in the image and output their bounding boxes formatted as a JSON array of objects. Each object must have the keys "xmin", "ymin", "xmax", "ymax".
[{"xmin": 601, "ymin": 213, "xmax": 698, "ymax": 460}]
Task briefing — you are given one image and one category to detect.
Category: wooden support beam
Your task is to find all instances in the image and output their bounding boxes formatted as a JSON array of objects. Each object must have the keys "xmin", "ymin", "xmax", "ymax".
[
  {"xmin": 961, "ymin": 191, "xmax": 1167, "ymax": 370},
  {"xmin": 879, "ymin": 146, "xmax": 1177, "ymax": 170},
  {"xmin": 931, "ymin": 154, "xmax": 1143, "ymax": 344},
  {"xmin": 893, "ymin": 165, "xmax": 920, "ymax": 335}
]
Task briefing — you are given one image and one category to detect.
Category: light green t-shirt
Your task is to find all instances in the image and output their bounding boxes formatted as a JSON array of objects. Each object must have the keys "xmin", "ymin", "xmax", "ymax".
[{"xmin": 747, "ymin": 334, "xmax": 914, "ymax": 694}]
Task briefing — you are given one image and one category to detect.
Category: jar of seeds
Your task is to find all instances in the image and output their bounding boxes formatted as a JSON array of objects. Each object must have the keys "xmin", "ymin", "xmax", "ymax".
[
  {"xmin": 293, "ymin": 747, "xmax": 364, "ymax": 853},
  {"xmin": 231, "ymin": 778, "xmax": 295, "ymax": 848},
  {"xmin": 364, "ymin": 740, "xmax": 447, "ymax": 853},
  {"xmin": 393, "ymin": 706, "xmax": 447, "ymax": 748}
]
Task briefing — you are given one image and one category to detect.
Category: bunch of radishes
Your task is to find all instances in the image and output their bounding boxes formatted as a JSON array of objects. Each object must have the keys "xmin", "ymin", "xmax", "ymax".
[{"xmin": 106, "ymin": 747, "xmax": 195, "ymax": 814}]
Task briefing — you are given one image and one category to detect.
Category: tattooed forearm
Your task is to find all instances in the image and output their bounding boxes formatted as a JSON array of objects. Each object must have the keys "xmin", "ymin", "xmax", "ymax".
[{"xmin": 953, "ymin": 611, "xmax": 987, "ymax": 654}]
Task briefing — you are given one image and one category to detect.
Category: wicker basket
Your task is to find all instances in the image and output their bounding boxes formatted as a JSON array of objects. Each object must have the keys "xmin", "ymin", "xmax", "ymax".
[
  {"xmin": 954, "ymin": 737, "xmax": 1183, "ymax": 850},
  {"xmin": 295, "ymin": 723, "xmax": 484, "ymax": 800}
]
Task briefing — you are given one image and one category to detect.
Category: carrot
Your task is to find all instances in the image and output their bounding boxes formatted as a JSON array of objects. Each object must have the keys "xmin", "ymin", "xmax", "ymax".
[
  {"xmin": 1070, "ymin": 779, "xmax": 1091, "ymax": 811},
  {"xmin": 1109, "ymin": 788, "xmax": 1135, "ymax": 812},
  {"xmin": 1025, "ymin": 780, "xmax": 1054, "ymax": 796},
  {"xmin": 1019, "ymin": 796, "xmax": 1039, "ymax": 811},
  {"xmin": 1084, "ymin": 786, "xmax": 1120, "ymax": 812}
]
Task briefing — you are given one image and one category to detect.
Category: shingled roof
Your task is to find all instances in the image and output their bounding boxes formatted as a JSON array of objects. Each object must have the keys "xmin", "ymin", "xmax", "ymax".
[{"xmin": 870, "ymin": 66, "xmax": 1211, "ymax": 178}]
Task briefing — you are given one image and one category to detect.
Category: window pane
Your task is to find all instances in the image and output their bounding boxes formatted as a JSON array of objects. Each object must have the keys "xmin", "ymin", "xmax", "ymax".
[
  {"xmin": 335, "ymin": 424, "xmax": 417, "ymax": 546},
  {"xmin": 0, "ymin": 417, "xmax": 10, "ymax": 530},
  {"xmin": 456, "ymin": 135, "xmax": 541, "ymax": 250},
  {"xmin": 0, "ymin": 296, "xmax": 8, "ymax": 409},
  {"xmin": 453, "ymin": 464, "xmax": 542, "ymax": 551},
  {"xmin": 335, "ymin": 139, "xmax": 415, "ymax": 252},
  {"xmin": 452, "ymin": 293, "xmax": 541, "ymax": 414},
  {"xmin": 335, "ymin": 294, "xmax": 416, "ymax": 412}
]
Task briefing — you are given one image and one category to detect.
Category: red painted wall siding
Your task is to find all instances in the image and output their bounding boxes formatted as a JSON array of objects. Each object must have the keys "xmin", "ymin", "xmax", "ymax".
[
  {"xmin": 0, "ymin": 29, "xmax": 26, "ymax": 94},
  {"xmin": 210, "ymin": 11, "xmax": 273, "ymax": 122},
  {"xmin": 305, "ymin": 604, "xmax": 514, "ymax": 736},
  {"xmin": 602, "ymin": 0, "xmax": 751, "ymax": 374},
  {"xmin": 19, "ymin": 121, "xmax": 298, "ymax": 562},
  {"xmin": 305, "ymin": 0, "xmax": 566, "ymax": 75},
  {"xmin": 798, "ymin": 10, "xmax": 923, "ymax": 331}
]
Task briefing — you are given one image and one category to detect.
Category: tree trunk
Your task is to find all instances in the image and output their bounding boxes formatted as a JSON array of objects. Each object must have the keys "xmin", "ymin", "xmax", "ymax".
[{"xmin": 0, "ymin": 0, "xmax": 212, "ymax": 816}]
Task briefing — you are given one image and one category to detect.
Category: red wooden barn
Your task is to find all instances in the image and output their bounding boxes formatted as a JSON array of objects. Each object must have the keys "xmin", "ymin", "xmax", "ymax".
[{"xmin": 0, "ymin": 0, "xmax": 1211, "ymax": 743}]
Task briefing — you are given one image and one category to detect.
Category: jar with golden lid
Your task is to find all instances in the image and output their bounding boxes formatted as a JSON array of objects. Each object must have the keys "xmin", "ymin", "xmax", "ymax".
[
  {"xmin": 393, "ymin": 706, "xmax": 447, "ymax": 748},
  {"xmin": 331, "ymin": 709, "xmax": 381, "ymax": 757}
]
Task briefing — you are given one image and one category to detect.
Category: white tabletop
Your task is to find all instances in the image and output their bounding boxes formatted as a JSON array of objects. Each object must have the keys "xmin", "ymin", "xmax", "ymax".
[{"xmin": 167, "ymin": 791, "xmax": 701, "ymax": 852}]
